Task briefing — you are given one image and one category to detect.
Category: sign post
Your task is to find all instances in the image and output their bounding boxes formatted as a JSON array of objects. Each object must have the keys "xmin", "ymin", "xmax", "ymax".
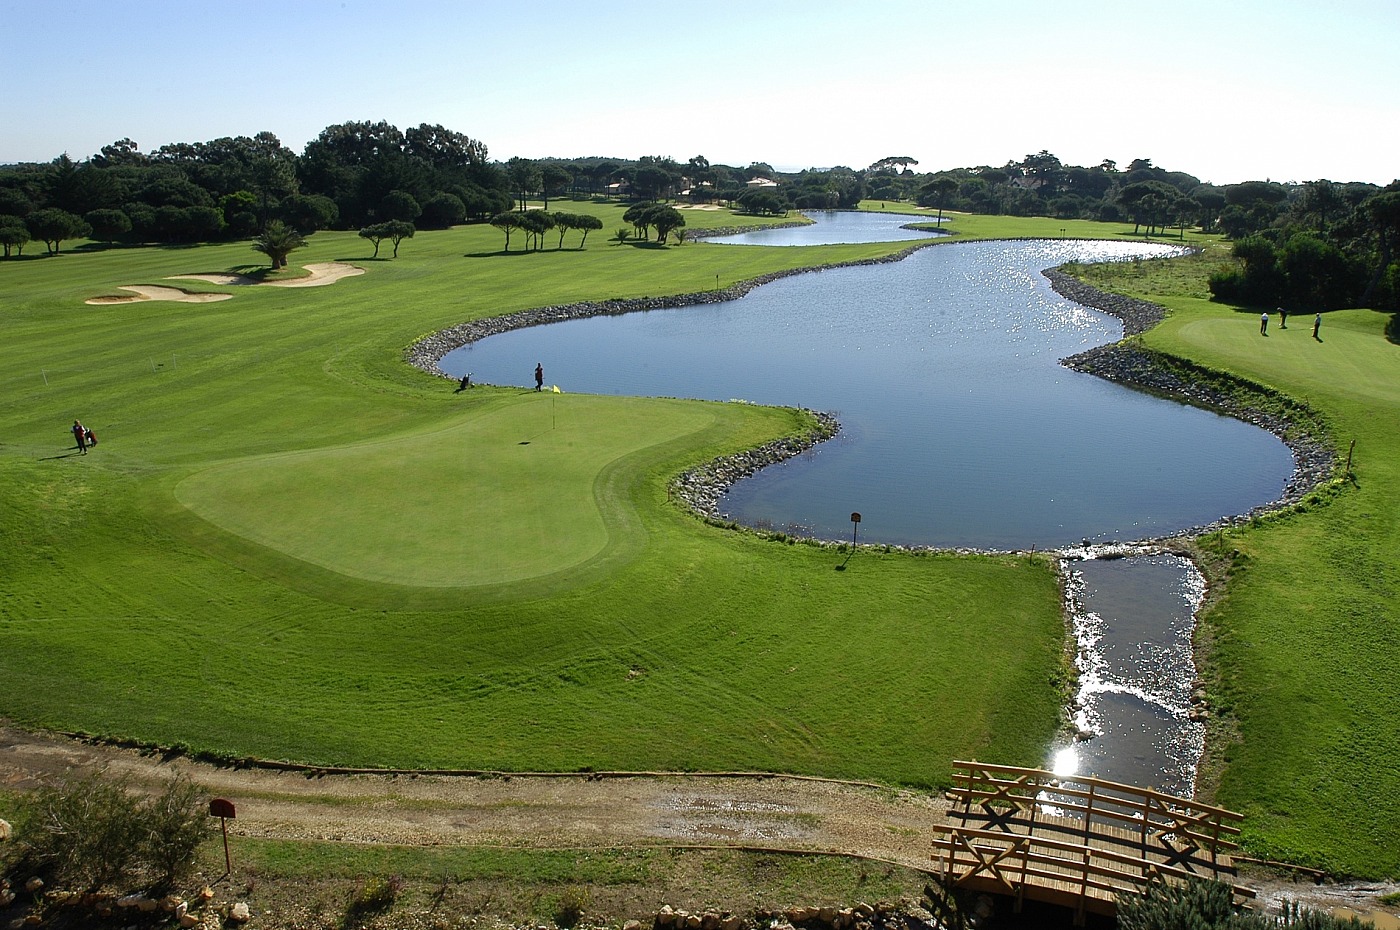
[
  {"xmin": 208, "ymin": 798, "xmax": 236, "ymax": 874},
  {"xmin": 838, "ymin": 512, "xmax": 862, "ymax": 571}
]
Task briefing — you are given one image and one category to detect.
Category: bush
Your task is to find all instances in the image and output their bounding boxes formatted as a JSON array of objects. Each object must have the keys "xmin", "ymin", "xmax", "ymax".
[
  {"xmin": 344, "ymin": 874, "xmax": 402, "ymax": 926},
  {"xmin": 1116, "ymin": 877, "xmax": 1237, "ymax": 930},
  {"xmin": 419, "ymin": 193, "xmax": 466, "ymax": 229},
  {"xmin": 1117, "ymin": 878, "xmax": 1376, "ymax": 930},
  {"xmin": 1208, "ymin": 265, "xmax": 1247, "ymax": 302},
  {"xmin": 11, "ymin": 771, "xmax": 211, "ymax": 891},
  {"xmin": 553, "ymin": 885, "xmax": 589, "ymax": 928}
]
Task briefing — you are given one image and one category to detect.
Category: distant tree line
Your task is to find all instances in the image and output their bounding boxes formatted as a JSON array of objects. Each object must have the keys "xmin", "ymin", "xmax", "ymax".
[
  {"xmin": 2, "ymin": 131, "xmax": 1396, "ymax": 310},
  {"xmin": 0, "ymin": 123, "xmax": 516, "ymax": 254}
]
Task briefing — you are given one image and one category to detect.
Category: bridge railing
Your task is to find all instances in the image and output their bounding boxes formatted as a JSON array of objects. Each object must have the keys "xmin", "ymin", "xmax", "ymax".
[{"xmin": 933, "ymin": 760, "xmax": 1255, "ymax": 920}]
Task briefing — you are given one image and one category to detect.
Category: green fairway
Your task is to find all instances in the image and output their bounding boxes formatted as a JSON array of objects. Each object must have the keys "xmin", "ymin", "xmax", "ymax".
[
  {"xmin": 176, "ymin": 393, "xmax": 717, "ymax": 587},
  {"xmin": 4, "ymin": 204, "xmax": 1396, "ymax": 877},
  {"xmin": 0, "ymin": 202, "xmax": 1067, "ymax": 789}
]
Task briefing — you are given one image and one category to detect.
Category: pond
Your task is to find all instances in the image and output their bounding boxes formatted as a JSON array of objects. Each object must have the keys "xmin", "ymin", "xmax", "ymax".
[
  {"xmin": 442, "ymin": 231, "xmax": 1294, "ymax": 551},
  {"xmin": 440, "ymin": 211, "xmax": 1296, "ymax": 795},
  {"xmin": 706, "ymin": 208, "xmax": 946, "ymax": 246}
]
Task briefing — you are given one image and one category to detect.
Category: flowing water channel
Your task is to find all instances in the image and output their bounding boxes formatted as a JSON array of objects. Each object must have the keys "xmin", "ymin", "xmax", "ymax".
[{"xmin": 440, "ymin": 211, "xmax": 1297, "ymax": 793}]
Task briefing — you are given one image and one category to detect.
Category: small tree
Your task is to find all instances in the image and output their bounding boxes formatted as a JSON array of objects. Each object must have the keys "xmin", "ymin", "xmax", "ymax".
[
  {"xmin": 490, "ymin": 212, "xmax": 521, "ymax": 251},
  {"xmin": 735, "ymin": 188, "xmax": 788, "ymax": 216},
  {"xmin": 359, "ymin": 222, "xmax": 389, "ymax": 258},
  {"xmin": 647, "ymin": 205, "xmax": 685, "ymax": 244},
  {"xmin": 519, "ymin": 210, "xmax": 554, "ymax": 251},
  {"xmin": 0, "ymin": 216, "xmax": 32, "ymax": 257},
  {"xmin": 382, "ymin": 220, "xmax": 415, "ymax": 258},
  {"xmin": 610, "ymin": 227, "xmax": 630, "ymax": 246},
  {"xmin": 574, "ymin": 214, "xmax": 603, "ymax": 247},
  {"xmin": 623, "ymin": 201, "xmax": 656, "ymax": 239},
  {"xmin": 919, "ymin": 176, "xmax": 959, "ymax": 222},
  {"xmin": 26, "ymin": 208, "xmax": 91, "ymax": 254},
  {"xmin": 551, "ymin": 212, "xmax": 580, "ymax": 248},
  {"xmin": 251, "ymin": 219, "xmax": 306, "ymax": 269}
]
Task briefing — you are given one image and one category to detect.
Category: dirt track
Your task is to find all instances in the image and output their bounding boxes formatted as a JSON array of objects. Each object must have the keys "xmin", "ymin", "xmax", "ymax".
[
  {"xmin": 0, "ymin": 724, "xmax": 946, "ymax": 872},
  {"xmin": 6, "ymin": 724, "xmax": 1397, "ymax": 925}
]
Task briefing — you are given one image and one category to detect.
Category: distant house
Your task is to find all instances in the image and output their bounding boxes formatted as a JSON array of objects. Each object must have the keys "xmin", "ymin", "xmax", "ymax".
[
  {"xmin": 745, "ymin": 177, "xmax": 779, "ymax": 189},
  {"xmin": 680, "ymin": 180, "xmax": 717, "ymax": 203},
  {"xmin": 606, "ymin": 180, "xmax": 631, "ymax": 197}
]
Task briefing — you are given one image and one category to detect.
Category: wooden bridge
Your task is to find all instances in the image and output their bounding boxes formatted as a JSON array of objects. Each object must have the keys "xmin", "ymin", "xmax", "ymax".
[{"xmin": 930, "ymin": 761, "xmax": 1255, "ymax": 924}]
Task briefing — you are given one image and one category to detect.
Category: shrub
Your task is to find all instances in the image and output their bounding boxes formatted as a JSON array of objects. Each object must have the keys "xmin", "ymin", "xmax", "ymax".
[
  {"xmin": 140, "ymin": 776, "xmax": 209, "ymax": 885},
  {"xmin": 1116, "ymin": 877, "xmax": 1237, "ymax": 930},
  {"xmin": 344, "ymin": 874, "xmax": 402, "ymax": 926},
  {"xmin": 1117, "ymin": 878, "xmax": 1376, "ymax": 930},
  {"xmin": 553, "ymin": 885, "xmax": 589, "ymax": 928},
  {"xmin": 12, "ymin": 771, "xmax": 210, "ymax": 891},
  {"xmin": 1208, "ymin": 265, "xmax": 1246, "ymax": 302},
  {"xmin": 419, "ymin": 193, "xmax": 466, "ymax": 229}
]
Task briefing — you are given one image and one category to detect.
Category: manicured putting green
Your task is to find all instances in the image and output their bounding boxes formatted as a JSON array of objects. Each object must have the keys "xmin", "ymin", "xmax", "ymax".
[{"xmin": 176, "ymin": 392, "xmax": 715, "ymax": 586}]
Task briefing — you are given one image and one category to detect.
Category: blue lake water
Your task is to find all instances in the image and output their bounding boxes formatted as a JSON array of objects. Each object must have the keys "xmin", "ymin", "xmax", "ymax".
[
  {"xmin": 442, "ymin": 224, "xmax": 1294, "ymax": 550},
  {"xmin": 705, "ymin": 208, "xmax": 946, "ymax": 246}
]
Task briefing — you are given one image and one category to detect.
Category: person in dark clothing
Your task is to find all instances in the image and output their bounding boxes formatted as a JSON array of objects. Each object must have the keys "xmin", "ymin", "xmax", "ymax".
[
  {"xmin": 1278, "ymin": 306, "xmax": 1288, "ymax": 329},
  {"xmin": 71, "ymin": 420, "xmax": 88, "ymax": 454},
  {"xmin": 534, "ymin": 363, "xmax": 544, "ymax": 392}
]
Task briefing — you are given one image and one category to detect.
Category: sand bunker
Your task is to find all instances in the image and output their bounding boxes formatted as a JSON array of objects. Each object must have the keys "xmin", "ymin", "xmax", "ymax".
[
  {"xmin": 171, "ymin": 262, "xmax": 364, "ymax": 288},
  {"xmin": 86, "ymin": 285, "xmax": 233, "ymax": 305},
  {"xmin": 677, "ymin": 204, "xmax": 724, "ymax": 211},
  {"xmin": 90, "ymin": 262, "xmax": 365, "ymax": 305}
]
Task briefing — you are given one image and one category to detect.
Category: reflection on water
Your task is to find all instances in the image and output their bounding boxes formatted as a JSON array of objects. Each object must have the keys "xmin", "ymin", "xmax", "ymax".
[
  {"xmin": 441, "ymin": 236, "xmax": 1294, "ymax": 549},
  {"xmin": 1051, "ymin": 553, "xmax": 1205, "ymax": 796},
  {"xmin": 706, "ymin": 209, "xmax": 946, "ymax": 246}
]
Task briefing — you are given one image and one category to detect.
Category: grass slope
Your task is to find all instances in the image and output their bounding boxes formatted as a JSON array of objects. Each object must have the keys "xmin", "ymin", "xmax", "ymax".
[
  {"xmin": 1075, "ymin": 245, "xmax": 1400, "ymax": 878},
  {"xmin": 0, "ymin": 203, "xmax": 1066, "ymax": 787}
]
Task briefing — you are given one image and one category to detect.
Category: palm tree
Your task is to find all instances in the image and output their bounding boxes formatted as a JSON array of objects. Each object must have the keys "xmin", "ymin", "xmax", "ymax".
[{"xmin": 251, "ymin": 220, "xmax": 306, "ymax": 269}]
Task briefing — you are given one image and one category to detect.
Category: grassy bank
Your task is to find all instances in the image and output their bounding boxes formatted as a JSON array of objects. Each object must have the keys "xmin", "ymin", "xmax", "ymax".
[
  {"xmin": 1072, "ymin": 246, "xmax": 1400, "ymax": 878},
  {"xmin": 0, "ymin": 202, "xmax": 1065, "ymax": 786},
  {"xmin": 231, "ymin": 841, "xmax": 928, "ymax": 925},
  {"xmin": 5, "ymin": 201, "xmax": 1394, "ymax": 879}
]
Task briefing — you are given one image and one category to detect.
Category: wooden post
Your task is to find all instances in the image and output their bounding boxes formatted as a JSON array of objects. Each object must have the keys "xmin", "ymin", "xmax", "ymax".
[
  {"xmin": 1346, "ymin": 439, "xmax": 1356, "ymax": 475},
  {"xmin": 1139, "ymin": 796, "xmax": 1152, "ymax": 877},
  {"xmin": 209, "ymin": 798, "xmax": 236, "ymax": 874}
]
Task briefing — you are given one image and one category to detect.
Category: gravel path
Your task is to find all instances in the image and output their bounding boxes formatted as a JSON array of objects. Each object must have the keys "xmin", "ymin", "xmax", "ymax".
[{"xmin": 0, "ymin": 724, "xmax": 946, "ymax": 873}]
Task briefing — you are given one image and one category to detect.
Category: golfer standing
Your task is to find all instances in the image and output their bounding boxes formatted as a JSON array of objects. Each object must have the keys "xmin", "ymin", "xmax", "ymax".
[
  {"xmin": 534, "ymin": 362, "xmax": 544, "ymax": 392},
  {"xmin": 71, "ymin": 419, "xmax": 88, "ymax": 454}
]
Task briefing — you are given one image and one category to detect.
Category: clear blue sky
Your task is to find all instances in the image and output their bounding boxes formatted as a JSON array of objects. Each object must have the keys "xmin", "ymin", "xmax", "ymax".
[{"xmin": 4, "ymin": 0, "xmax": 1396, "ymax": 185}]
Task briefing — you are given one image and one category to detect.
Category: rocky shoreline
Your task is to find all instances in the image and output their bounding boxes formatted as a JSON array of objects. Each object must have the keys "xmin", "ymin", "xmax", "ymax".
[
  {"xmin": 404, "ymin": 239, "xmax": 943, "ymax": 376},
  {"xmin": 407, "ymin": 242, "xmax": 1335, "ymax": 554},
  {"xmin": 1047, "ymin": 269, "xmax": 1336, "ymax": 541}
]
